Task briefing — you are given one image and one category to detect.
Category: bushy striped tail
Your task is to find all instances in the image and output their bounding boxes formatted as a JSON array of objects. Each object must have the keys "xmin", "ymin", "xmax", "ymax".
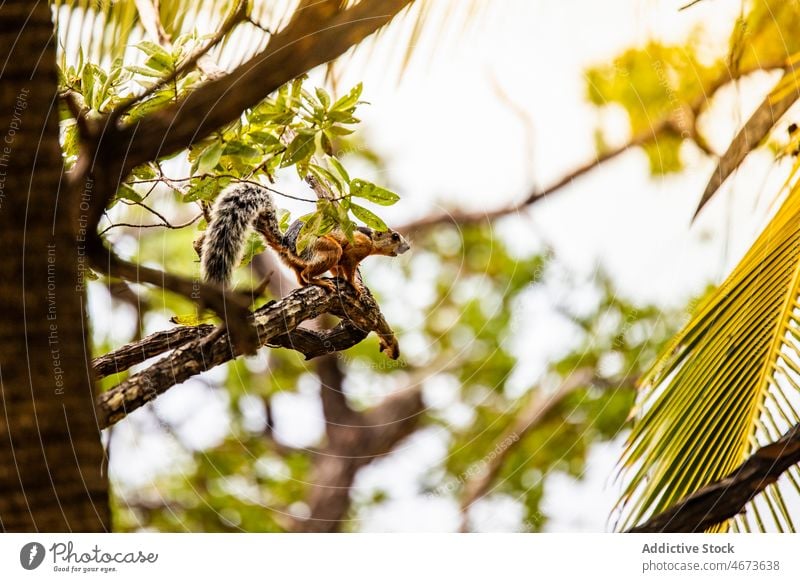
[{"xmin": 200, "ymin": 183, "xmax": 277, "ymax": 286}]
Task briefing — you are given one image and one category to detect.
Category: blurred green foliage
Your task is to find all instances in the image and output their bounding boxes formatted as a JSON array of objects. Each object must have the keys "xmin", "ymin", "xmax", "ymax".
[
  {"xmin": 54, "ymin": 1, "xmax": 750, "ymax": 533},
  {"xmin": 109, "ymin": 219, "xmax": 687, "ymax": 532},
  {"xmin": 585, "ymin": 0, "xmax": 800, "ymax": 175}
]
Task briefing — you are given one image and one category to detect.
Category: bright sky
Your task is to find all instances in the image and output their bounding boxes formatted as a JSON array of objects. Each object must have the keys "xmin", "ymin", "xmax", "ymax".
[{"xmin": 102, "ymin": 0, "xmax": 797, "ymax": 532}]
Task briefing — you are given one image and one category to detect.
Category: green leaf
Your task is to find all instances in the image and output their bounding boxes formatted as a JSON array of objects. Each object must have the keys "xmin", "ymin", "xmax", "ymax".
[
  {"xmin": 350, "ymin": 179, "xmax": 400, "ymax": 206},
  {"xmin": 125, "ymin": 89, "xmax": 174, "ymax": 120},
  {"xmin": 308, "ymin": 163, "xmax": 343, "ymax": 194},
  {"xmin": 328, "ymin": 110, "xmax": 359, "ymax": 124},
  {"xmin": 296, "ymin": 212, "xmax": 322, "ymax": 254},
  {"xmin": 328, "ymin": 157, "xmax": 351, "ymax": 185},
  {"xmin": 315, "ymin": 87, "xmax": 331, "ymax": 109},
  {"xmin": 249, "ymin": 131, "xmax": 281, "ymax": 147},
  {"xmin": 318, "ymin": 213, "xmax": 337, "ymax": 236},
  {"xmin": 81, "ymin": 64, "xmax": 96, "ymax": 109},
  {"xmin": 281, "ymin": 132, "xmax": 316, "ymax": 168},
  {"xmin": 332, "ymin": 82, "xmax": 362, "ymax": 112},
  {"xmin": 171, "ymin": 312, "xmax": 217, "ymax": 326},
  {"xmin": 197, "ymin": 140, "xmax": 225, "ymax": 174},
  {"xmin": 223, "ymin": 141, "xmax": 262, "ymax": 160},
  {"xmin": 276, "ymin": 208, "xmax": 291, "ymax": 233},
  {"xmin": 137, "ymin": 40, "xmax": 174, "ymax": 71},
  {"xmin": 239, "ymin": 234, "xmax": 267, "ymax": 267},
  {"xmin": 60, "ymin": 120, "xmax": 79, "ymax": 163},
  {"xmin": 126, "ymin": 65, "xmax": 164, "ymax": 78},
  {"xmin": 136, "ymin": 40, "xmax": 167, "ymax": 58},
  {"xmin": 183, "ymin": 179, "xmax": 219, "ymax": 202},
  {"xmin": 116, "ymin": 183, "xmax": 141, "ymax": 202},
  {"xmin": 290, "ymin": 76, "xmax": 305, "ymax": 104},
  {"xmin": 336, "ymin": 202, "xmax": 355, "ymax": 244},
  {"xmin": 132, "ymin": 163, "xmax": 157, "ymax": 180},
  {"xmin": 98, "ymin": 58, "xmax": 125, "ymax": 106},
  {"xmin": 320, "ymin": 132, "xmax": 333, "ymax": 156},
  {"xmin": 326, "ymin": 125, "xmax": 355, "ymax": 136},
  {"xmin": 350, "ymin": 202, "xmax": 388, "ymax": 231}
]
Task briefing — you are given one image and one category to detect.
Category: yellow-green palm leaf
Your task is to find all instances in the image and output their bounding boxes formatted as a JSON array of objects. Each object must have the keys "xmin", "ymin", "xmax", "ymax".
[
  {"xmin": 51, "ymin": 0, "xmax": 487, "ymax": 73},
  {"xmin": 618, "ymin": 181, "xmax": 800, "ymax": 532}
]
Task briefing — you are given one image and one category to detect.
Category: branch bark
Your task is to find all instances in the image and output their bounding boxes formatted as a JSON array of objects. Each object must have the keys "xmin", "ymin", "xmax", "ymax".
[
  {"xmin": 95, "ymin": 281, "xmax": 397, "ymax": 429},
  {"xmin": 90, "ymin": 0, "xmax": 414, "ymax": 203},
  {"xmin": 627, "ymin": 422, "xmax": 800, "ymax": 533},
  {"xmin": 93, "ymin": 324, "xmax": 215, "ymax": 379}
]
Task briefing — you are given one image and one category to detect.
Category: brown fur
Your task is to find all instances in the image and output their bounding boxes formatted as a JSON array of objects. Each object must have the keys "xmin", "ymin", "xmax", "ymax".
[{"xmin": 256, "ymin": 220, "xmax": 409, "ymax": 294}]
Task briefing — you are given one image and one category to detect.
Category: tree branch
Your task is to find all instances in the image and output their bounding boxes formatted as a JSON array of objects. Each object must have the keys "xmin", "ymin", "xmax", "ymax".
[
  {"xmin": 400, "ymin": 58, "xmax": 788, "ymax": 234},
  {"xmin": 288, "ymin": 349, "xmax": 477, "ymax": 532},
  {"xmin": 88, "ymin": 241, "xmax": 260, "ymax": 353},
  {"xmin": 93, "ymin": 317, "xmax": 370, "ymax": 380},
  {"xmin": 95, "ymin": 281, "xmax": 398, "ymax": 429},
  {"xmin": 291, "ymin": 382, "xmax": 424, "ymax": 533},
  {"xmin": 118, "ymin": 0, "xmax": 248, "ymax": 118},
  {"xmin": 91, "ymin": 0, "xmax": 414, "ymax": 207},
  {"xmin": 627, "ymin": 421, "xmax": 800, "ymax": 533},
  {"xmin": 93, "ymin": 324, "xmax": 214, "ymax": 379},
  {"xmin": 459, "ymin": 368, "xmax": 595, "ymax": 531}
]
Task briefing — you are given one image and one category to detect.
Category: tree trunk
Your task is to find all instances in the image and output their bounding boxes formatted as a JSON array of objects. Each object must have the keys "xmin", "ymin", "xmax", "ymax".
[{"xmin": 0, "ymin": 1, "xmax": 109, "ymax": 531}]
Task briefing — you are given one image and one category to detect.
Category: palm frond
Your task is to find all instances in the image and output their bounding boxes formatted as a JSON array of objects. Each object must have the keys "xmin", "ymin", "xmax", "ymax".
[
  {"xmin": 618, "ymin": 181, "xmax": 800, "ymax": 532},
  {"xmin": 353, "ymin": 0, "xmax": 488, "ymax": 82},
  {"xmin": 52, "ymin": 0, "xmax": 297, "ymax": 68},
  {"xmin": 694, "ymin": 64, "xmax": 800, "ymax": 218},
  {"xmin": 53, "ymin": 0, "xmax": 488, "ymax": 78}
]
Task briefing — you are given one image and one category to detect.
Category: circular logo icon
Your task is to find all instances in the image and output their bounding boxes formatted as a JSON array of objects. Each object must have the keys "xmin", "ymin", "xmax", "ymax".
[{"xmin": 19, "ymin": 542, "xmax": 46, "ymax": 570}]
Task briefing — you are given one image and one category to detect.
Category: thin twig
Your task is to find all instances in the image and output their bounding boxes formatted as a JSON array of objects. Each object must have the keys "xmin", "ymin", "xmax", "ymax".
[
  {"xmin": 98, "ymin": 213, "xmax": 203, "ymax": 236},
  {"xmin": 400, "ymin": 57, "xmax": 788, "ymax": 234}
]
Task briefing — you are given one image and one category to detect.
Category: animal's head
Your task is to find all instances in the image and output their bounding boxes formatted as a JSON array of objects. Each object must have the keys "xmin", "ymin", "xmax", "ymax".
[{"xmin": 366, "ymin": 228, "xmax": 411, "ymax": 257}]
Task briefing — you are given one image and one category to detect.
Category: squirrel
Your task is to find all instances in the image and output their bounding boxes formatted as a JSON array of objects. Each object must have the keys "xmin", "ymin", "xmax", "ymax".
[{"xmin": 200, "ymin": 183, "xmax": 410, "ymax": 294}]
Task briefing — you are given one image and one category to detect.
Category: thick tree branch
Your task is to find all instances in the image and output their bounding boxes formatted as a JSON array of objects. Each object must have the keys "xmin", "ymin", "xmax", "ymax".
[
  {"xmin": 317, "ymin": 353, "xmax": 358, "ymax": 432},
  {"xmin": 90, "ymin": 0, "xmax": 414, "ymax": 210},
  {"xmin": 627, "ymin": 421, "xmax": 800, "ymax": 533},
  {"xmin": 93, "ymin": 324, "xmax": 214, "ymax": 379},
  {"xmin": 95, "ymin": 281, "xmax": 397, "ymax": 429},
  {"xmin": 289, "ymin": 351, "xmax": 466, "ymax": 532},
  {"xmin": 291, "ymin": 379, "xmax": 424, "ymax": 532},
  {"xmin": 88, "ymin": 241, "xmax": 260, "ymax": 352},
  {"xmin": 93, "ymin": 318, "xmax": 369, "ymax": 380}
]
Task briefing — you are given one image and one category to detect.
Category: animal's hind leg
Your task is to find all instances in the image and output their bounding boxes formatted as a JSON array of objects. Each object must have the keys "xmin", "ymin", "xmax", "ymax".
[{"xmin": 300, "ymin": 236, "xmax": 342, "ymax": 292}]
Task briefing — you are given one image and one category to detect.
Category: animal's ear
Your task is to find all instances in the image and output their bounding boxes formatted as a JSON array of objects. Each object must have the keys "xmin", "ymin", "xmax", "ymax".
[{"xmin": 356, "ymin": 226, "xmax": 373, "ymax": 237}]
